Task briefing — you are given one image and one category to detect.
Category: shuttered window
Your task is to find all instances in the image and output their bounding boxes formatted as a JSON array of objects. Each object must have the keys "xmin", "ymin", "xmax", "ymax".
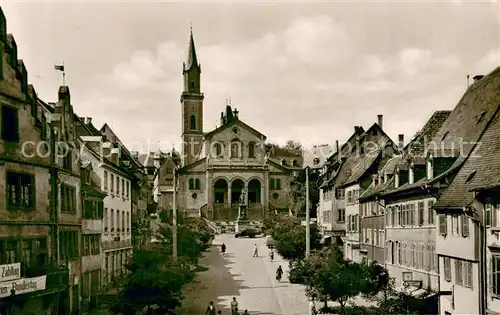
[
  {"xmin": 461, "ymin": 215, "xmax": 469, "ymax": 237},
  {"xmin": 444, "ymin": 257, "xmax": 452, "ymax": 281},
  {"xmin": 439, "ymin": 214, "xmax": 447, "ymax": 235}
]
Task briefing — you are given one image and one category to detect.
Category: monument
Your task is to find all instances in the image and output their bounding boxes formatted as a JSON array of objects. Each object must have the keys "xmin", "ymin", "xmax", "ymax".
[{"xmin": 235, "ymin": 189, "xmax": 251, "ymax": 233}]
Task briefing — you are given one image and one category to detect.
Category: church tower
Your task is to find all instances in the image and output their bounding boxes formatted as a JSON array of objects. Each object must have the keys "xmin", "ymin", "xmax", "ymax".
[{"xmin": 180, "ymin": 28, "xmax": 204, "ymax": 166}]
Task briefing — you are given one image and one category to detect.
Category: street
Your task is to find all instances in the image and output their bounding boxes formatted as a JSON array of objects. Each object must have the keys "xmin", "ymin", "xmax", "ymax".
[{"xmin": 179, "ymin": 234, "xmax": 310, "ymax": 315}]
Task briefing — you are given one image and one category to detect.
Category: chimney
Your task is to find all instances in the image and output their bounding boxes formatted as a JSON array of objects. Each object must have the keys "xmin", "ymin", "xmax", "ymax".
[
  {"xmin": 220, "ymin": 112, "xmax": 225, "ymax": 126},
  {"xmin": 372, "ymin": 173, "xmax": 378, "ymax": 186},
  {"xmin": 473, "ymin": 75, "xmax": 484, "ymax": 83},
  {"xmin": 335, "ymin": 140, "xmax": 339, "ymax": 153},
  {"xmin": 86, "ymin": 117, "xmax": 92, "ymax": 125},
  {"xmin": 398, "ymin": 134, "xmax": 404, "ymax": 150},
  {"xmin": 377, "ymin": 114, "xmax": 383, "ymax": 129}
]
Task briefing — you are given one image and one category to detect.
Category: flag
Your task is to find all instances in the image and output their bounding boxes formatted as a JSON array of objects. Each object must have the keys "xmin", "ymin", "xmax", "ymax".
[{"xmin": 54, "ymin": 65, "xmax": 64, "ymax": 72}]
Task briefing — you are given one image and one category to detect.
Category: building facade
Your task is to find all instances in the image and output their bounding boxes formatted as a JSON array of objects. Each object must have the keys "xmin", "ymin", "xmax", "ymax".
[
  {"xmin": 176, "ymin": 30, "xmax": 302, "ymax": 221},
  {"xmin": 79, "ymin": 161, "xmax": 105, "ymax": 312},
  {"xmin": 0, "ymin": 11, "xmax": 74, "ymax": 313}
]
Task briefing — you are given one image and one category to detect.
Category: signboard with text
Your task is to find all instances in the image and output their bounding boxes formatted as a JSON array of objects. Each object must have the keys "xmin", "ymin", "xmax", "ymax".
[
  {"xmin": 0, "ymin": 263, "xmax": 21, "ymax": 282},
  {"xmin": 0, "ymin": 276, "xmax": 47, "ymax": 298}
]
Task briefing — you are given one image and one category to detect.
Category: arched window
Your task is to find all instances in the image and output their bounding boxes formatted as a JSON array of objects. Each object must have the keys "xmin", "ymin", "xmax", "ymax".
[
  {"xmin": 248, "ymin": 141, "xmax": 256, "ymax": 158},
  {"xmin": 292, "ymin": 159, "xmax": 298, "ymax": 167},
  {"xmin": 190, "ymin": 115, "xmax": 196, "ymax": 131},
  {"xmin": 231, "ymin": 141, "xmax": 241, "ymax": 158},
  {"xmin": 188, "ymin": 178, "xmax": 194, "ymax": 190},
  {"xmin": 195, "ymin": 178, "xmax": 200, "ymax": 190}
]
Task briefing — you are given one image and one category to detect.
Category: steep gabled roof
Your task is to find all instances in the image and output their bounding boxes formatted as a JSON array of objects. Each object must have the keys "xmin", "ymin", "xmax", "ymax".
[
  {"xmin": 100, "ymin": 123, "xmax": 143, "ymax": 170},
  {"xmin": 405, "ymin": 110, "xmax": 452, "ymax": 163},
  {"xmin": 435, "ymin": 105, "xmax": 500, "ymax": 209},
  {"xmin": 428, "ymin": 66, "xmax": 500, "ymax": 177},
  {"xmin": 204, "ymin": 118, "xmax": 266, "ymax": 140}
]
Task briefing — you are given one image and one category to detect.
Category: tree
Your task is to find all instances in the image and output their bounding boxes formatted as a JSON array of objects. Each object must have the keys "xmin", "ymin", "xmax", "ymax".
[
  {"xmin": 290, "ymin": 168, "xmax": 321, "ymax": 217},
  {"xmin": 290, "ymin": 247, "xmax": 390, "ymax": 314},
  {"xmin": 285, "ymin": 140, "xmax": 303, "ymax": 151},
  {"xmin": 270, "ymin": 216, "xmax": 321, "ymax": 261},
  {"xmin": 110, "ymin": 250, "xmax": 195, "ymax": 315}
]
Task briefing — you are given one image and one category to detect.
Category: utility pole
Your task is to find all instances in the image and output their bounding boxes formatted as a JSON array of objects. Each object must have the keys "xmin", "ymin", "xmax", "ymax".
[
  {"xmin": 172, "ymin": 167, "xmax": 178, "ymax": 259},
  {"xmin": 306, "ymin": 166, "xmax": 310, "ymax": 257}
]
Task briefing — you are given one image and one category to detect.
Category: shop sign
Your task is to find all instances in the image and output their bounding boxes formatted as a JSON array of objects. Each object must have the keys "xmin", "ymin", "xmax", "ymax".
[
  {"xmin": 0, "ymin": 263, "xmax": 21, "ymax": 282},
  {"xmin": 0, "ymin": 275, "xmax": 47, "ymax": 299}
]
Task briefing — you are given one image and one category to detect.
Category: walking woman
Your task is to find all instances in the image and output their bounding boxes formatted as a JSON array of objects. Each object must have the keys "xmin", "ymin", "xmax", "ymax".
[
  {"xmin": 205, "ymin": 301, "xmax": 216, "ymax": 315},
  {"xmin": 276, "ymin": 265, "xmax": 283, "ymax": 282}
]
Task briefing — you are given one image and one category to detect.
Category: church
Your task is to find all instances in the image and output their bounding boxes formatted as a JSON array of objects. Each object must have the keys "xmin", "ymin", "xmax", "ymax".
[{"xmin": 170, "ymin": 30, "xmax": 304, "ymax": 221}]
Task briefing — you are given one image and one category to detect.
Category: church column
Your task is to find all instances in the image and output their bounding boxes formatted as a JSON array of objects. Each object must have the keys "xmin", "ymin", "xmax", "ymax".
[
  {"xmin": 227, "ymin": 184, "xmax": 232, "ymax": 207},
  {"xmin": 245, "ymin": 181, "xmax": 249, "ymax": 205},
  {"xmin": 206, "ymin": 171, "xmax": 213, "ymax": 214}
]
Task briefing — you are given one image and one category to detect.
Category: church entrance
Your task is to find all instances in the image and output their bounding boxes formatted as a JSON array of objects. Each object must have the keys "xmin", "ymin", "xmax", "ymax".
[
  {"xmin": 248, "ymin": 179, "xmax": 261, "ymax": 204},
  {"xmin": 213, "ymin": 178, "xmax": 228, "ymax": 205},
  {"xmin": 230, "ymin": 179, "xmax": 244, "ymax": 206}
]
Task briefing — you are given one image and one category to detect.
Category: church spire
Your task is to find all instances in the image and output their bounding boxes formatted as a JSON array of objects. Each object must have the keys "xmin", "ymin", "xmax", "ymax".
[{"xmin": 185, "ymin": 25, "xmax": 200, "ymax": 72}]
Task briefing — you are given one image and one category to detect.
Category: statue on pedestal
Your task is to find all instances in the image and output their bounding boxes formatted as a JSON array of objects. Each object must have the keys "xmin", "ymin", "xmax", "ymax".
[{"xmin": 238, "ymin": 189, "xmax": 247, "ymax": 220}]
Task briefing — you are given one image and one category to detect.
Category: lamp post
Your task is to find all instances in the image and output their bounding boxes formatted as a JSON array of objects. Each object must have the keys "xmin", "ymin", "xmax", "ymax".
[
  {"xmin": 172, "ymin": 167, "xmax": 178, "ymax": 259},
  {"xmin": 306, "ymin": 166, "xmax": 310, "ymax": 257}
]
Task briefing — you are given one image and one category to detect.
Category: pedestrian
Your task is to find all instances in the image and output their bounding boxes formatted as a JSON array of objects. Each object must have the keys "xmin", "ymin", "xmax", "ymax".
[
  {"xmin": 243, "ymin": 310, "xmax": 249, "ymax": 314},
  {"xmin": 309, "ymin": 297, "xmax": 317, "ymax": 315},
  {"xmin": 221, "ymin": 243, "xmax": 226, "ymax": 255},
  {"xmin": 253, "ymin": 244, "xmax": 258, "ymax": 257},
  {"xmin": 217, "ymin": 311, "xmax": 222, "ymax": 315},
  {"xmin": 230, "ymin": 296, "xmax": 239, "ymax": 315},
  {"xmin": 269, "ymin": 248, "xmax": 274, "ymax": 261},
  {"xmin": 206, "ymin": 301, "xmax": 216, "ymax": 315},
  {"xmin": 276, "ymin": 265, "xmax": 283, "ymax": 282}
]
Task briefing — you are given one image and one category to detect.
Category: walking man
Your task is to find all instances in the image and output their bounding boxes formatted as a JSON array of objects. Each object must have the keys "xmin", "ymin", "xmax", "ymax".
[
  {"xmin": 276, "ymin": 265, "xmax": 283, "ymax": 282},
  {"xmin": 221, "ymin": 243, "xmax": 226, "ymax": 256},
  {"xmin": 230, "ymin": 297, "xmax": 239, "ymax": 315},
  {"xmin": 253, "ymin": 244, "xmax": 258, "ymax": 257}
]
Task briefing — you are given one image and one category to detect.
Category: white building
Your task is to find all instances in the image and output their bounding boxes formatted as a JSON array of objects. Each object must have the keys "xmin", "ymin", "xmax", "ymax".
[{"xmin": 77, "ymin": 119, "xmax": 133, "ymax": 289}]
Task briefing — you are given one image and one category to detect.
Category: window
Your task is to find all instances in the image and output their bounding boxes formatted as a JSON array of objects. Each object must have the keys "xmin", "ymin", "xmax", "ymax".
[
  {"xmin": 111, "ymin": 209, "xmax": 115, "ymax": 232},
  {"xmin": 464, "ymin": 261, "xmax": 473, "ymax": 288},
  {"xmin": 337, "ymin": 208, "xmax": 345, "ymax": 222},
  {"xmin": 61, "ymin": 185, "xmax": 76, "ymax": 213},
  {"xmin": 59, "ymin": 231, "xmax": 79, "ymax": 260},
  {"xmin": 486, "ymin": 203, "xmax": 492, "ymax": 226},
  {"xmin": 418, "ymin": 201, "xmax": 424, "ymax": 226},
  {"xmin": 121, "ymin": 179, "xmax": 125, "ymax": 196},
  {"xmin": 7, "ymin": 172, "xmax": 35, "ymax": 210},
  {"xmin": 397, "ymin": 205, "xmax": 402, "ymax": 225},
  {"xmin": 83, "ymin": 200, "xmax": 103, "ymax": 219},
  {"xmin": 428, "ymin": 200, "xmax": 435, "ymax": 224},
  {"xmin": 190, "ymin": 115, "xmax": 196, "ymax": 131},
  {"xmin": 461, "ymin": 215, "xmax": 469, "ymax": 237},
  {"xmin": 189, "ymin": 178, "xmax": 194, "ymax": 190},
  {"xmin": 455, "ymin": 260, "xmax": 463, "ymax": 285},
  {"xmin": 391, "ymin": 206, "xmax": 395, "ymax": 226},
  {"xmin": 83, "ymin": 235, "xmax": 100, "ymax": 256},
  {"xmin": 410, "ymin": 203, "xmax": 415, "ymax": 225},
  {"xmin": 104, "ymin": 208, "xmax": 108, "ymax": 231},
  {"xmin": 248, "ymin": 141, "xmax": 255, "ymax": 158},
  {"xmin": 62, "ymin": 147, "xmax": 72, "ymax": 171},
  {"xmin": 444, "ymin": 257, "xmax": 451, "ymax": 281},
  {"xmin": 452, "ymin": 215, "xmax": 459, "ymax": 235},
  {"xmin": 231, "ymin": 141, "xmax": 241, "ymax": 158},
  {"xmin": 439, "ymin": 214, "xmax": 447, "ymax": 235},
  {"xmin": 195, "ymin": 178, "xmax": 200, "ymax": 190},
  {"xmin": 1, "ymin": 105, "xmax": 19, "ymax": 142},
  {"xmin": 104, "ymin": 171, "xmax": 108, "ymax": 191},
  {"xmin": 116, "ymin": 177, "xmax": 120, "ymax": 195},
  {"xmin": 270, "ymin": 178, "xmax": 281, "ymax": 190},
  {"xmin": 110, "ymin": 174, "xmax": 114, "ymax": 193},
  {"xmin": 492, "ymin": 254, "xmax": 500, "ymax": 295},
  {"xmin": 117, "ymin": 210, "xmax": 121, "ymax": 231},
  {"xmin": 126, "ymin": 181, "xmax": 129, "ymax": 198}
]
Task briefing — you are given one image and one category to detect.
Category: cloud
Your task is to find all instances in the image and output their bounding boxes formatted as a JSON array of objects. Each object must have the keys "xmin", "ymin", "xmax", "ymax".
[{"xmin": 79, "ymin": 13, "xmax": 480, "ymax": 153}]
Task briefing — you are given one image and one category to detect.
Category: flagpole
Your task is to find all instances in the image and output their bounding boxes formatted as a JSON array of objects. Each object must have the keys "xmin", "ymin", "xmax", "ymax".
[{"xmin": 62, "ymin": 61, "xmax": 66, "ymax": 86}]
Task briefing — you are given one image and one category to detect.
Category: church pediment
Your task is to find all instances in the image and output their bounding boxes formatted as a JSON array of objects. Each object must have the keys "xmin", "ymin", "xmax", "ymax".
[{"xmin": 205, "ymin": 119, "xmax": 266, "ymax": 142}]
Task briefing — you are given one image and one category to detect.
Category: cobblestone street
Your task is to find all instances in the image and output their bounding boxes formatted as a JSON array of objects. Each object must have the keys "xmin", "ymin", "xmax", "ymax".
[{"xmin": 179, "ymin": 234, "xmax": 310, "ymax": 315}]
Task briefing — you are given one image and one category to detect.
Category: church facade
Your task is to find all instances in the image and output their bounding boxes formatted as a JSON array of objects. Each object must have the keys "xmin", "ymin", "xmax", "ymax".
[{"xmin": 176, "ymin": 30, "xmax": 303, "ymax": 221}]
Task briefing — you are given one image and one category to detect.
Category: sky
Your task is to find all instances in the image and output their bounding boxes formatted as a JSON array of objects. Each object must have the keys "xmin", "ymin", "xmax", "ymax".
[{"xmin": 2, "ymin": 1, "xmax": 499, "ymax": 157}]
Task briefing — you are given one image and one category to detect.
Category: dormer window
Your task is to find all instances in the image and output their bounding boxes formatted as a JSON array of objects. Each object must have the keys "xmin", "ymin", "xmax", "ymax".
[
  {"xmin": 427, "ymin": 155, "xmax": 434, "ymax": 179},
  {"xmin": 409, "ymin": 162, "xmax": 414, "ymax": 185},
  {"xmin": 281, "ymin": 159, "xmax": 287, "ymax": 166},
  {"xmin": 292, "ymin": 159, "xmax": 299, "ymax": 167},
  {"xmin": 313, "ymin": 157, "xmax": 320, "ymax": 165}
]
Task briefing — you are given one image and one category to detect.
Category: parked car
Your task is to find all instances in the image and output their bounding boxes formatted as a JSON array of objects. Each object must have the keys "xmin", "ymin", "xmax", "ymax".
[
  {"xmin": 265, "ymin": 235, "xmax": 277, "ymax": 248},
  {"xmin": 235, "ymin": 228, "xmax": 259, "ymax": 238}
]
